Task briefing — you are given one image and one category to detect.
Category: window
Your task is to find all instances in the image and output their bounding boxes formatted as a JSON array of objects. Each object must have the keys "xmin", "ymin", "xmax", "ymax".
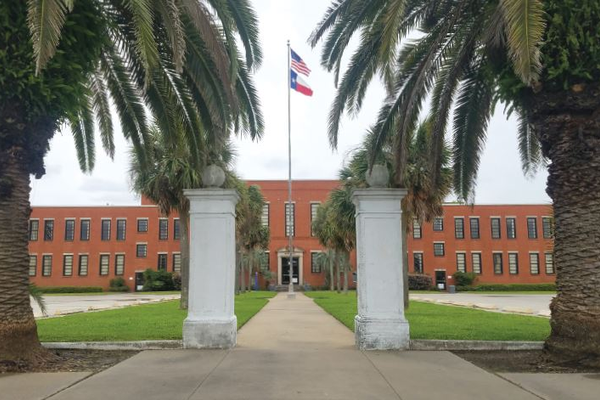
[
  {"xmin": 542, "ymin": 217, "xmax": 553, "ymax": 239},
  {"xmin": 413, "ymin": 253, "xmax": 424, "ymax": 273},
  {"xmin": 412, "ymin": 220, "xmax": 422, "ymax": 239},
  {"xmin": 310, "ymin": 203, "xmax": 319, "ymax": 236},
  {"xmin": 29, "ymin": 255, "xmax": 37, "ymax": 277},
  {"xmin": 493, "ymin": 253, "xmax": 503, "ymax": 274},
  {"xmin": 159, "ymin": 219, "xmax": 168, "ymax": 240},
  {"xmin": 78, "ymin": 255, "xmax": 89, "ymax": 276},
  {"xmin": 261, "ymin": 204, "xmax": 269, "ymax": 227},
  {"xmin": 42, "ymin": 255, "xmax": 52, "ymax": 277},
  {"xmin": 158, "ymin": 253, "xmax": 168, "ymax": 271},
  {"xmin": 311, "ymin": 252, "xmax": 322, "ymax": 273},
  {"xmin": 115, "ymin": 254, "xmax": 125, "ymax": 276},
  {"xmin": 530, "ymin": 253, "xmax": 540, "ymax": 275},
  {"xmin": 136, "ymin": 244, "xmax": 147, "ymax": 258},
  {"xmin": 99, "ymin": 255, "xmax": 110, "ymax": 276},
  {"xmin": 506, "ymin": 218, "xmax": 517, "ymax": 239},
  {"xmin": 508, "ymin": 253, "xmax": 519, "ymax": 275},
  {"xmin": 433, "ymin": 217, "xmax": 444, "ymax": 231},
  {"xmin": 454, "ymin": 218, "xmax": 465, "ymax": 239},
  {"xmin": 174, "ymin": 219, "xmax": 181, "ymax": 240},
  {"xmin": 173, "ymin": 253, "xmax": 181, "ymax": 273},
  {"xmin": 472, "ymin": 253, "xmax": 482, "ymax": 274},
  {"xmin": 491, "ymin": 218, "xmax": 501, "ymax": 239},
  {"xmin": 285, "ymin": 203, "xmax": 295, "ymax": 237},
  {"xmin": 433, "ymin": 242, "xmax": 445, "ymax": 257},
  {"xmin": 29, "ymin": 220, "xmax": 39, "ymax": 241},
  {"xmin": 545, "ymin": 253, "xmax": 555, "ymax": 274},
  {"xmin": 527, "ymin": 217, "xmax": 538, "ymax": 239},
  {"xmin": 116, "ymin": 219, "xmax": 126, "ymax": 241},
  {"xmin": 470, "ymin": 217, "xmax": 480, "ymax": 239},
  {"xmin": 63, "ymin": 219, "xmax": 75, "ymax": 241},
  {"xmin": 63, "ymin": 254, "xmax": 73, "ymax": 276},
  {"xmin": 262, "ymin": 251, "xmax": 270, "ymax": 271},
  {"xmin": 80, "ymin": 219, "xmax": 90, "ymax": 241},
  {"xmin": 456, "ymin": 253, "xmax": 467, "ymax": 273},
  {"xmin": 101, "ymin": 219, "xmax": 111, "ymax": 241},
  {"xmin": 137, "ymin": 218, "xmax": 148, "ymax": 233},
  {"xmin": 44, "ymin": 220, "xmax": 54, "ymax": 241}
]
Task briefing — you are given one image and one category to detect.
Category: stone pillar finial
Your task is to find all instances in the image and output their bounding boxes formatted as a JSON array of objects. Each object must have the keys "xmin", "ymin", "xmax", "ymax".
[
  {"xmin": 365, "ymin": 164, "xmax": 389, "ymax": 188},
  {"xmin": 202, "ymin": 164, "xmax": 226, "ymax": 188}
]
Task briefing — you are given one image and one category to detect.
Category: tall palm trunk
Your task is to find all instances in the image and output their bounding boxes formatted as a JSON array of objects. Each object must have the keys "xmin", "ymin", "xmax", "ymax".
[
  {"xmin": 329, "ymin": 254, "xmax": 334, "ymax": 291},
  {"xmin": 335, "ymin": 252, "xmax": 341, "ymax": 293},
  {"xmin": 0, "ymin": 150, "xmax": 46, "ymax": 362},
  {"xmin": 247, "ymin": 257, "xmax": 253, "ymax": 291},
  {"xmin": 531, "ymin": 83, "xmax": 600, "ymax": 366},
  {"xmin": 342, "ymin": 252, "xmax": 349, "ymax": 294},
  {"xmin": 235, "ymin": 246, "xmax": 240, "ymax": 295},
  {"xmin": 240, "ymin": 252, "xmax": 246, "ymax": 294},
  {"xmin": 179, "ymin": 206, "xmax": 190, "ymax": 309}
]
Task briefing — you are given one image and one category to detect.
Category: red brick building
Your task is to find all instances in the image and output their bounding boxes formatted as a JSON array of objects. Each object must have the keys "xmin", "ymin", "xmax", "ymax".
[{"xmin": 28, "ymin": 180, "xmax": 555, "ymax": 291}]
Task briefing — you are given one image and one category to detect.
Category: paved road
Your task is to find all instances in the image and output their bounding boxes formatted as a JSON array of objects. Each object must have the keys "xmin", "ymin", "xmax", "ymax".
[
  {"xmin": 32, "ymin": 293, "xmax": 180, "ymax": 318},
  {"xmin": 410, "ymin": 292, "xmax": 554, "ymax": 316},
  {"xmin": 17, "ymin": 293, "xmax": 594, "ymax": 400}
]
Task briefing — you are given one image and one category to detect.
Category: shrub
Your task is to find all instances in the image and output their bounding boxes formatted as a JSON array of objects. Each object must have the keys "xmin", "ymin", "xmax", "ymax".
[
  {"xmin": 109, "ymin": 277, "xmax": 129, "ymax": 292},
  {"xmin": 467, "ymin": 283, "xmax": 556, "ymax": 292},
  {"xmin": 453, "ymin": 271, "xmax": 477, "ymax": 288},
  {"xmin": 38, "ymin": 286, "xmax": 103, "ymax": 294},
  {"xmin": 142, "ymin": 268, "xmax": 175, "ymax": 291},
  {"xmin": 408, "ymin": 274, "xmax": 433, "ymax": 290},
  {"xmin": 172, "ymin": 272, "xmax": 182, "ymax": 291}
]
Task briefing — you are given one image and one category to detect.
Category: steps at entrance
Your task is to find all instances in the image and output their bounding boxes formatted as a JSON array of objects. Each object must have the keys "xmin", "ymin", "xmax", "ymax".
[{"xmin": 273, "ymin": 285, "xmax": 302, "ymax": 292}]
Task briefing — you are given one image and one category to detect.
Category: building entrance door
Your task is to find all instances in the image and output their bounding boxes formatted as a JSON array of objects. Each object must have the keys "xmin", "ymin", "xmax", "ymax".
[
  {"xmin": 281, "ymin": 257, "xmax": 299, "ymax": 285},
  {"xmin": 435, "ymin": 270, "xmax": 447, "ymax": 290},
  {"xmin": 135, "ymin": 272, "xmax": 145, "ymax": 292}
]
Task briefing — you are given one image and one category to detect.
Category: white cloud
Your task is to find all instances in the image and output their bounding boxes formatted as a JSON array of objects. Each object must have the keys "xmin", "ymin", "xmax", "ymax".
[{"xmin": 30, "ymin": 0, "xmax": 550, "ymax": 206}]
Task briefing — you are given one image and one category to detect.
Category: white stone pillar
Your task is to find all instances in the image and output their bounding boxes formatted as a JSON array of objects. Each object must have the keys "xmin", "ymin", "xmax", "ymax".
[
  {"xmin": 353, "ymin": 189, "xmax": 409, "ymax": 350},
  {"xmin": 183, "ymin": 189, "xmax": 239, "ymax": 349}
]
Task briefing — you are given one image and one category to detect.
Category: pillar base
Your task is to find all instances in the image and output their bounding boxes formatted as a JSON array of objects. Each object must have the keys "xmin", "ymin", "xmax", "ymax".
[
  {"xmin": 183, "ymin": 316, "xmax": 237, "ymax": 349},
  {"xmin": 355, "ymin": 316, "xmax": 410, "ymax": 350}
]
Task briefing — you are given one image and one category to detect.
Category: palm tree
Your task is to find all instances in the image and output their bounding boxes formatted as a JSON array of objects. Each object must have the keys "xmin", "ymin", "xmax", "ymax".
[
  {"xmin": 313, "ymin": 0, "xmax": 600, "ymax": 364},
  {"xmin": 0, "ymin": 0, "xmax": 261, "ymax": 363}
]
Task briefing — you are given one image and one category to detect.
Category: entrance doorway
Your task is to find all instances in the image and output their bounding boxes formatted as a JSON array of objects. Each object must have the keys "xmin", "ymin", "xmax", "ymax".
[
  {"xmin": 435, "ymin": 270, "xmax": 447, "ymax": 290},
  {"xmin": 281, "ymin": 257, "xmax": 300, "ymax": 285},
  {"xmin": 135, "ymin": 272, "xmax": 145, "ymax": 292}
]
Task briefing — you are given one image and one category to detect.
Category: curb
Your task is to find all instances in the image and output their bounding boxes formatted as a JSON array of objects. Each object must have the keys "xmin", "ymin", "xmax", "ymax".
[
  {"xmin": 43, "ymin": 339, "xmax": 544, "ymax": 352},
  {"xmin": 43, "ymin": 340, "xmax": 183, "ymax": 351},
  {"xmin": 410, "ymin": 340, "xmax": 544, "ymax": 351}
]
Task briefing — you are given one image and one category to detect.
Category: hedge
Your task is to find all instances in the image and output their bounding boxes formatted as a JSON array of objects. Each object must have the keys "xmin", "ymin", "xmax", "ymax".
[
  {"xmin": 463, "ymin": 284, "xmax": 556, "ymax": 292},
  {"xmin": 38, "ymin": 286, "xmax": 103, "ymax": 294},
  {"xmin": 408, "ymin": 274, "xmax": 433, "ymax": 290}
]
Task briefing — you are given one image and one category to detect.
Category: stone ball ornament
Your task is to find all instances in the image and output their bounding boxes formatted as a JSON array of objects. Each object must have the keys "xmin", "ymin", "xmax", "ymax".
[
  {"xmin": 202, "ymin": 164, "xmax": 226, "ymax": 188},
  {"xmin": 366, "ymin": 164, "xmax": 389, "ymax": 188}
]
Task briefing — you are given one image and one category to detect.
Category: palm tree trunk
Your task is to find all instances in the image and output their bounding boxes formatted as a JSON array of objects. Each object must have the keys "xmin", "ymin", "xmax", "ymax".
[
  {"xmin": 343, "ymin": 253, "xmax": 349, "ymax": 294},
  {"xmin": 0, "ymin": 149, "xmax": 47, "ymax": 362},
  {"xmin": 179, "ymin": 206, "xmax": 190, "ymax": 310},
  {"xmin": 401, "ymin": 210, "xmax": 409, "ymax": 310},
  {"xmin": 240, "ymin": 253, "xmax": 246, "ymax": 294},
  {"xmin": 329, "ymin": 253, "xmax": 334, "ymax": 291},
  {"xmin": 248, "ymin": 257, "xmax": 253, "ymax": 292},
  {"xmin": 531, "ymin": 83, "xmax": 600, "ymax": 366},
  {"xmin": 335, "ymin": 252, "xmax": 341, "ymax": 293}
]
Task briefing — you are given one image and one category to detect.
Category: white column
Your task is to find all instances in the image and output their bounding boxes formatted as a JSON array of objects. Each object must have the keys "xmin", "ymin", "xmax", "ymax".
[
  {"xmin": 353, "ymin": 189, "xmax": 409, "ymax": 350},
  {"xmin": 183, "ymin": 189, "xmax": 239, "ymax": 349}
]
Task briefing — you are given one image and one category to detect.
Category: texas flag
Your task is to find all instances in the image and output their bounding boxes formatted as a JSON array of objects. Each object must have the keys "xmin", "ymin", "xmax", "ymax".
[{"xmin": 290, "ymin": 49, "xmax": 313, "ymax": 96}]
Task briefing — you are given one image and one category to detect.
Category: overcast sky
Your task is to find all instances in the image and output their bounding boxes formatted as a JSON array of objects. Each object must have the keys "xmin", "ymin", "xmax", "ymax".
[{"xmin": 30, "ymin": 0, "xmax": 550, "ymax": 207}]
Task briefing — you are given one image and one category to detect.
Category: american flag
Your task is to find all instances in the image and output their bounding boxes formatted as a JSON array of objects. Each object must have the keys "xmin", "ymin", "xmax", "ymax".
[{"xmin": 290, "ymin": 49, "xmax": 311, "ymax": 77}]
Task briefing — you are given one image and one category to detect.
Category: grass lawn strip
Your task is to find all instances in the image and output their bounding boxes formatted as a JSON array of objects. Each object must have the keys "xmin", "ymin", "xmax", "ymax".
[
  {"xmin": 43, "ymin": 291, "xmax": 183, "ymax": 296},
  {"xmin": 37, "ymin": 291, "xmax": 275, "ymax": 342},
  {"xmin": 304, "ymin": 291, "xmax": 550, "ymax": 342}
]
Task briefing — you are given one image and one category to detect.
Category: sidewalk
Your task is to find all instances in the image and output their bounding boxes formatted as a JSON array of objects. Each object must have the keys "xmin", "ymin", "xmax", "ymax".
[{"xmin": 3, "ymin": 293, "xmax": 598, "ymax": 399}]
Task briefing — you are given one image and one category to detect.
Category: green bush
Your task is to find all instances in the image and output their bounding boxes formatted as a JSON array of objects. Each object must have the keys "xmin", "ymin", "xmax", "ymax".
[
  {"xmin": 142, "ymin": 269, "xmax": 175, "ymax": 291},
  {"xmin": 172, "ymin": 273, "xmax": 182, "ymax": 291},
  {"xmin": 466, "ymin": 283, "xmax": 556, "ymax": 292},
  {"xmin": 38, "ymin": 286, "xmax": 103, "ymax": 294},
  {"xmin": 453, "ymin": 271, "xmax": 477, "ymax": 288},
  {"xmin": 408, "ymin": 274, "xmax": 433, "ymax": 290},
  {"xmin": 109, "ymin": 277, "xmax": 129, "ymax": 292}
]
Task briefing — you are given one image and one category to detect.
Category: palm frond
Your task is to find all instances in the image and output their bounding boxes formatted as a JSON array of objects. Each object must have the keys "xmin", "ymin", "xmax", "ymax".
[
  {"xmin": 90, "ymin": 69, "xmax": 115, "ymax": 159},
  {"xmin": 27, "ymin": 0, "xmax": 73, "ymax": 73},
  {"xmin": 500, "ymin": 0, "xmax": 545, "ymax": 83},
  {"xmin": 224, "ymin": 0, "xmax": 262, "ymax": 69},
  {"xmin": 517, "ymin": 109, "xmax": 543, "ymax": 176},
  {"xmin": 155, "ymin": 0, "xmax": 186, "ymax": 72},
  {"xmin": 69, "ymin": 88, "xmax": 95, "ymax": 172},
  {"xmin": 124, "ymin": 0, "xmax": 159, "ymax": 77}
]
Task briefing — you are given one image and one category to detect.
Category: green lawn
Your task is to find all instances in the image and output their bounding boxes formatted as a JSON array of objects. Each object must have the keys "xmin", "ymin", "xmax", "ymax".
[
  {"xmin": 43, "ymin": 291, "xmax": 183, "ymax": 297},
  {"xmin": 410, "ymin": 290, "xmax": 556, "ymax": 295},
  {"xmin": 37, "ymin": 291, "xmax": 275, "ymax": 342},
  {"xmin": 305, "ymin": 291, "xmax": 550, "ymax": 341}
]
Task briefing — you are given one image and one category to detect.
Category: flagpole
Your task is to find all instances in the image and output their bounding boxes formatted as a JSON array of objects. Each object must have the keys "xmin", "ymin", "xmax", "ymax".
[{"xmin": 287, "ymin": 40, "xmax": 295, "ymax": 299}]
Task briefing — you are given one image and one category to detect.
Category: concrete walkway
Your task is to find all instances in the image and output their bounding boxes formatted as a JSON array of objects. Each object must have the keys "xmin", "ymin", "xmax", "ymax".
[
  {"xmin": 30, "ymin": 293, "xmax": 571, "ymax": 400},
  {"xmin": 411, "ymin": 292, "xmax": 554, "ymax": 317}
]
